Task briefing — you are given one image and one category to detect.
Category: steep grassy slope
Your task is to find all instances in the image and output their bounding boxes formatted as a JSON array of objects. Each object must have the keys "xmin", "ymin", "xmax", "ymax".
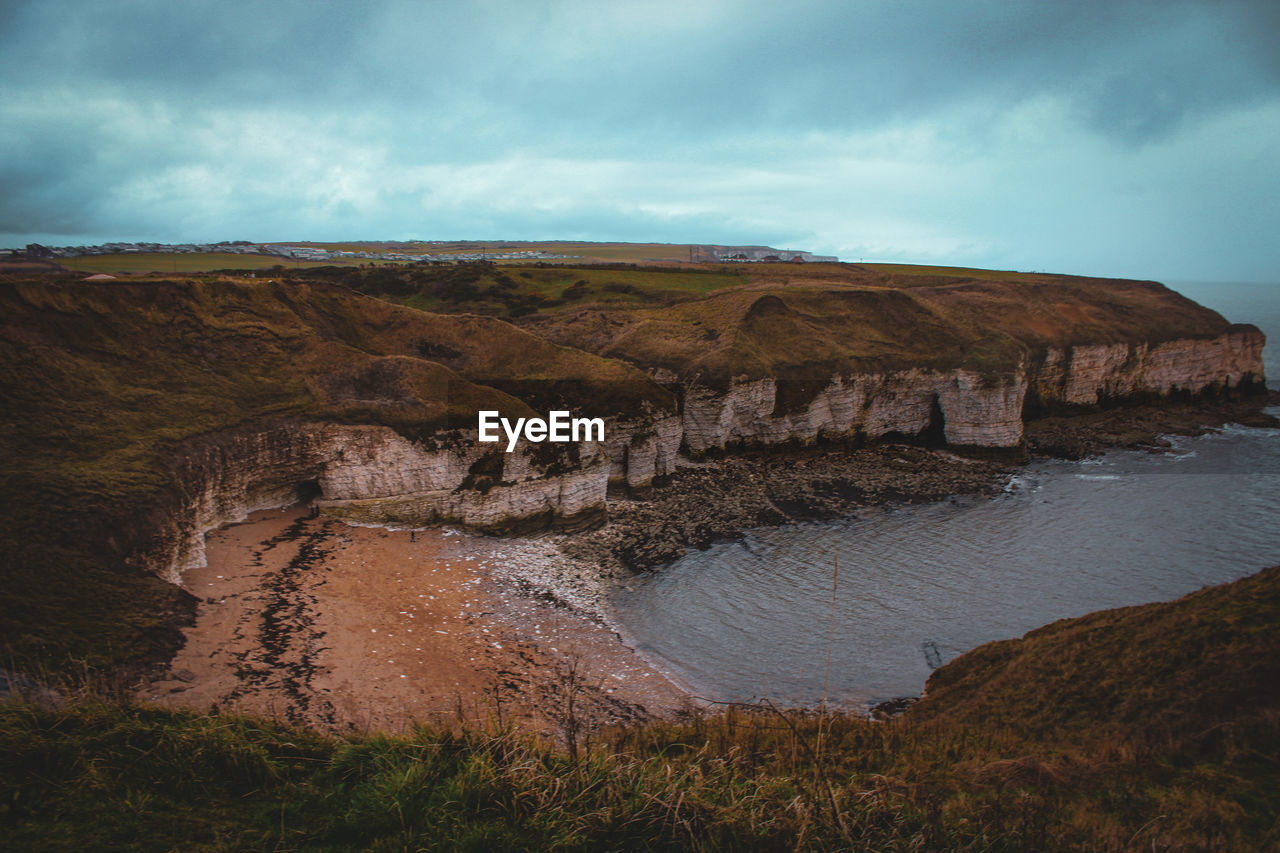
[
  {"xmin": 4, "ymin": 565, "xmax": 1276, "ymax": 850},
  {"xmin": 911, "ymin": 563, "xmax": 1280, "ymax": 746},
  {"xmin": 270, "ymin": 261, "xmax": 1241, "ymax": 390},
  {"xmin": 0, "ymin": 277, "xmax": 671, "ymax": 674},
  {"xmin": 291, "ymin": 261, "xmax": 745, "ymax": 320},
  {"xmin": 521, "ymin": 267, "xmax": 1238, "ymax": 386}
]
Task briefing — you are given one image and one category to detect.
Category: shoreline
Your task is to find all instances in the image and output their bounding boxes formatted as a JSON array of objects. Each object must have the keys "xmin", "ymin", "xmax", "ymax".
[
  {"xmin": 141, "ymin": 506, "xmax": 690, "ymax": 737},
  {"xmin": 571, "ymin": 391, "xmax": 1280, "ymax": 577},
  {"xmin": 144, "ymin": 393, "xmax": 1279, "ymax": 732}
]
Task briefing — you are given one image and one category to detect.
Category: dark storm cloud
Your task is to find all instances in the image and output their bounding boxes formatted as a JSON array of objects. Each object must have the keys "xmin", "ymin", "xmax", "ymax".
[
  {"xmin": 1, "ymin": 0, "xmax": 1278, "ymax": 279},
  {"xmin": 6, "ymin": 0, "xmax": 1274, "ymax": 142}
]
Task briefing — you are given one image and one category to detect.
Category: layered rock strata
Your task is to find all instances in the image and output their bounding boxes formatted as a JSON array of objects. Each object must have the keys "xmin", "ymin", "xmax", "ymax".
[
  {"xmin": 135, "ymin": 425, "xmax": 561, "ymax": 579},
  {"xmin": 678, "ymin": 328, "xmax": 1263, "ymax": 454},
  {"xmin": 681, "ymin": 369, "xmax": 1026, "ymax": 453},
  {"xmin": 143, "ymin": 327, "xmax": 1264, "ymax": 581},
  {"xmin": 1031, "ymin": 327, "xmax": 1264, "ymax": 407}
]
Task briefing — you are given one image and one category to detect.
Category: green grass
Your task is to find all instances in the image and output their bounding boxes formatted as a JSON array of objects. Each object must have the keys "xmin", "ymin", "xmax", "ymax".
[
  {"xmin": 288, "ymin": 262, "xmax": 745, "ymax": 321},
  {"xmin": 56, "ymin": 253, "xmax": 407, "ymax": 274},
  {"xmin": 306, "ymin": 260, "xmax": 1232, "ymax": 390},
  {"xmin": 4, "ymin": 565, "xmax": 1278, "ymax": 850},
  {"xmin": 58, "ymin": 253, "xmax": 292, "ymax": 274},
  {"xmin": 862, "ymin": 262, "xmax": 1062, "ymax": 283},
  {"xmin": 521, "ymin": 266, "xmax": 1236, "ymax": 387}
]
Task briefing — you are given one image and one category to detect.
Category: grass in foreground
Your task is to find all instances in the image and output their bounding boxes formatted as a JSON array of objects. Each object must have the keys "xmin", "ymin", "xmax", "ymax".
[{"xmin": 4, "ymin": 565, "xmax": 1278, "ymax": 851}]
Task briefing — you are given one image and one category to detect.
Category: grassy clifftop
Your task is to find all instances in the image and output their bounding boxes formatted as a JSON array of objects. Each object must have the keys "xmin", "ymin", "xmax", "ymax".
[
  {"xmin": 520, "ymin": 269, "xmax": 1237, "ymax": 385},
  {"xmin": 257, "ymin": 261, "xmax": 1239, "ymax": 387}
]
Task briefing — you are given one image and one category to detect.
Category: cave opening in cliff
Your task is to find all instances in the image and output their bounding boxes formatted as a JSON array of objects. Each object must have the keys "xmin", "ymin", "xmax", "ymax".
[
  {"xmin": 924, "ymin": 394, "xmax": 947, "ymax": 448},
  {"xmin": 295, "ymin": 479, "xmax": 322, "ymax": 505},
  {"xmin": 240, "ymin": 477, "xmax": 325, "ymax": 515}
]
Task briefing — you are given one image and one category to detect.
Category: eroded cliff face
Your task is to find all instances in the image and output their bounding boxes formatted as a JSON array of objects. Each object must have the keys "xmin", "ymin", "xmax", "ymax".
[
  {"xmin": 138, "ymin": 417, "xmax": 676, "ymax": 580},
  {"xmin": 141, "ymin": 327, "xmax": 1265, "ymax": 582},
  {"xmin": 1032, "ymin": 328, "xmax": 1265, "ymax": 407},
  {"xmin": 681, "ymin": 369, "xmax": 1027, "ymax": 453},
  {"xmin": 320, "ymin": 461, "xmax": 611, "ymax": 534},
  {"xmin": 136, "ymin": 426, "xmax": 333, "ymax": 581},
  {"xmin": 677, "ymin": 328, "xmax": 1265, "ymax": 454},
  {"xmin": 600, "ymin": 414, "xmax": 683, "ymax": 491}
]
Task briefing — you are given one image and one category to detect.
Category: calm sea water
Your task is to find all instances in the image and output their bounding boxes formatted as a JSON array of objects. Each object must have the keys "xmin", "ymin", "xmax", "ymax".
[{"xmin": 610, "ymin": 281, "xmax": 1280, "ymax": 708}]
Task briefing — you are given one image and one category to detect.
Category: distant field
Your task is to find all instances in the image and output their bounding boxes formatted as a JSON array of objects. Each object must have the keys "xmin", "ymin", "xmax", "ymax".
[
  {"xmin": 863, "ymin": 263, "xmax": 1059, "ymax": 283},
  {"xmin": 56, "ymin": 253, "xmax": 379, "ymax": 274},
  {"xmin": 59, "ymin": 253, "xmax": 292, "ymax": 274},
  {"xmin": 523, "ymin": 242, "xmax": 699, "ymax": 262},
  {"xmin": 288, "ymin": 262, "xmax": 747, "ymax": 321},
  {"xmin": 46, "ymin": 249, "xmax": 1093, "ymax": 281},
  {"xmin": 46, "ymin": 243, "xmax": 830, "ymax": 273},
  {"xmin": 271, "ymin": 241, "xmax": 703, "ymax": 263},
  {"xmin": 264, "ymin": 241, "xmax": 433, "ymax": 255}
]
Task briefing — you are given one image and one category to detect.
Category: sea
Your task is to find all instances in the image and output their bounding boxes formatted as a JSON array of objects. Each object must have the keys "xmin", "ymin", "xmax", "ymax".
[{"xmin": 609, "ymin": 280, "xmax": 1280, "ymax": 708}]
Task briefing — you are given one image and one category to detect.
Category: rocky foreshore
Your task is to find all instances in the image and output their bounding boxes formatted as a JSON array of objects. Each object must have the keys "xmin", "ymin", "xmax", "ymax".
[
  {"xmin": 497, "ymin": 392, "xmax": 1279, "ymax": 633},
  {"xmin": 1024, "ymin": 389, "xmax": 1280, "ymax": 459},
  {"xmin": 482, "ymin": 442, "xmax": 1012, "ymax": 635},
  {"xmin": 564, "ymin": 443, "xmax": 1012, "ymax": 574}
]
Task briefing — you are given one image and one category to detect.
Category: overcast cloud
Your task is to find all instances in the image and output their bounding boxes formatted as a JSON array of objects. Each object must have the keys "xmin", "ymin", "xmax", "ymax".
[{"xmin": 2, "ymin": 0, "xmax": 1278, "ymax": 280}]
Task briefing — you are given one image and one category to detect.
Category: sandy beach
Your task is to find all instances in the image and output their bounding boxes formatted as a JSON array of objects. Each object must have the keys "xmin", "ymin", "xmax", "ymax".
[{"xmin": 142, "ymin": 504, "xmax": 688, "ymax": 737}]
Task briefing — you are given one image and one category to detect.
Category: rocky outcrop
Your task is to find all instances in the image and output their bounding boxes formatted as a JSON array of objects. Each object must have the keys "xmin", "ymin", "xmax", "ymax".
[
  {"xmin": 136, "ymin": 425, "xmax": 333, "ymax": 581},
  {"xmin": 680, "ymin": 369, "xmax": 1027, "ymax": 452},
  {"xmin": 677, "ymin": 328, "xmax": 1264, "ymax": 454},
  {"xmin": 320, "ymin": 460, "xmax": 611, "ymax": 534},
  {"xmin": 597, "ymin": 414, "xmax": 683, "ymax": 491},
  {"xmin": 137, "ymin": 418, "xmax": 675, "ymax": 581},
  {"xmin": 935, "ymin": 371, "xmax": 1028, "ymax": 446},
  {"xmin": 1032, "ymin": 327, "xmax": 1265, "ymax": 407}
]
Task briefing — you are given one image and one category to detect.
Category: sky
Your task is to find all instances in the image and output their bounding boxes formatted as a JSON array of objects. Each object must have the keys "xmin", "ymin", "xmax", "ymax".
[{"xmin": 2, "ymin": 0, "xmax": 1278, "ymax": 281}]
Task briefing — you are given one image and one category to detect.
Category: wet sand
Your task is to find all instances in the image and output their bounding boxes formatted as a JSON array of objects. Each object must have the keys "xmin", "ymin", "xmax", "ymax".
[{"xmin": 143, "ymin": 504, "xmax": 688, "ymax": 736}]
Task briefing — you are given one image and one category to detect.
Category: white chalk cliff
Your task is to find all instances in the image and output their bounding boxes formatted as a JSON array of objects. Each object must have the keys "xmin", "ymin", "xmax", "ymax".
[
  {"xmin": 140, "ymin": 327, "xmax": 1264, "ymax": 581},
  {"xmin": 680, "ymin": 368, "xmax": 1026, "ymax": 453},
  {"xmin": 1031, "ymin": 328, "xmax": 1263, "ymax": 406}
]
